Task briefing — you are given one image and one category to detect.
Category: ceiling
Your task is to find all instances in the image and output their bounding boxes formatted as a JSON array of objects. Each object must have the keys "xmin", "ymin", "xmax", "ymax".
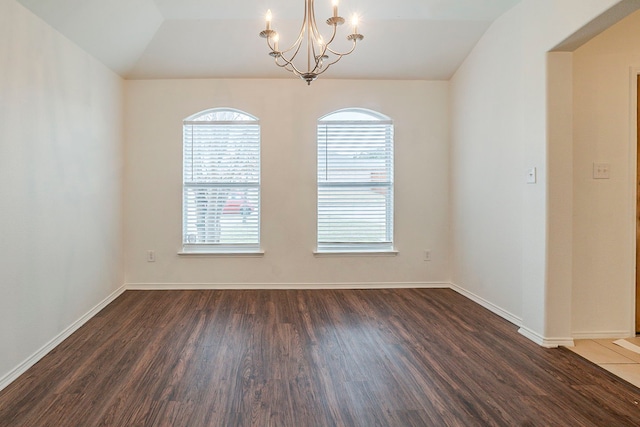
[{"xmin": 17, "ymin": 0, "xmax": 522, "ymax": 80}]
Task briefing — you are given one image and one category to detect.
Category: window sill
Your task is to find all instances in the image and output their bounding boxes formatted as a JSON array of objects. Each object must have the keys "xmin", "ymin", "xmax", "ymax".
[
  {"xmin": 178, "ymin": 250, "xmax": 265, "ymax": 258},
  {"xmin": 313, "ymin": 250, "xmax": 398, "ymax": 257}
]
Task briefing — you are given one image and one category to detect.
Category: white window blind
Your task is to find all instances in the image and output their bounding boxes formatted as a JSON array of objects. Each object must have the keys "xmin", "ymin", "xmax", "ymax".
[
  {"xmin": 182, "ymin": 109, "xmax": 260, "ymax": 253},
  {"xmin": 317, "ymin": 109, "xmax": 394, "ymax": 252}
]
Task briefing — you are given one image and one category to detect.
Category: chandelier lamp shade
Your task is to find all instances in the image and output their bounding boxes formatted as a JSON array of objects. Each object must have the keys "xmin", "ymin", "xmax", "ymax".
[{"xmin": 259, "ymin": 0, "xmax": 364, "ymax": 85}]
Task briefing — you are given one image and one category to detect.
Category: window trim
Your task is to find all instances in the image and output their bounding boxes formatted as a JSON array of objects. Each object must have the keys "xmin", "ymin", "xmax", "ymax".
[
  {"xmin": 316, "ymin": 108, "xmax": 395, "ymax": 254},
  {"xmin": 178, "ymin": 248, "xmax": 265, "ymax": 258},
  {"xmin": 181, "ymin": 108, "xmax": 262, "ymax": 255},
  {"xmin": 313, "ymin": 249, "xmax": 398, "ymax": 257}
]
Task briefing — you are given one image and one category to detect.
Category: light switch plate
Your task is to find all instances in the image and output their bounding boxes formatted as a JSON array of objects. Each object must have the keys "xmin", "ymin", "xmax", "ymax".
[{"xmin": 526, "ymin": 167, "xmax": 537, "ymax": 184}]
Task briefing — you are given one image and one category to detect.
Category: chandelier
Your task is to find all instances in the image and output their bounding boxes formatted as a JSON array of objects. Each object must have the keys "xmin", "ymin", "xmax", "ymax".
[{"xmin": 259, "ymin": 0, "xmax": 363, "ymax": 85}]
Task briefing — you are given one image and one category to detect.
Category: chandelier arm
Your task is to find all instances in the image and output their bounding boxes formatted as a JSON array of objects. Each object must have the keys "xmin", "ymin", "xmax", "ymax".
[
  {"xmin": 276, "ymin": 57, "xmax": 302, "ymax": 75},
  {"xmin": 310, "ymin": 38, "xmax": 325, "ymax": 71},
  {"xmin": 275, "ymin": 54, "xmax": 307, "ymax": 77},
  {"xmin": 311, "ymin": 26, "xmax": 335, "ymax": 66},
  {"xmin": 308, "ymin": 4, "xmax": 326, "ymax": 46},
  {"xmin": 307, "ymin": 4, "xmax": 312, "ymax": 72},
  {"xmin": 292, "ymin": 0, "xmax": 311, "ymax": 53},
  {"xmin": 268, "ymin": 0, "xmax": 308, "ymax": 56},
  {"xmin": 273, "ymin": 56, "xmax": 298, "ymax": 75},
  {"xmin": 324, "ymin": 38, "xmax": 358, "ymax": 56},
  {"xmin": 272, "ymin": 25, "xmax": 307, "ymax": 55},
  {"xmin": 279, "ymin": 37, "xmax": 305, "ymax": 56},
  {"xmin": 275, "ymin": 33, "xmax": 306, "ymax": 68},
  {"xmin": 264, "ymin": 27, "xmax": 305, "ymax": 57},
  {"xmin": 310, "ymin": 25, "xmax": 339, "ymax": 73},
  {"xmin": 307, "ymin": 0, "xmax": 334, "ymax": 72},
  {"xmin": 286, "ymin": 64, "xmax": 307, "ymax": 81},
  {"xmin": 318, "ymin": 21, "xmax": 339, "ymax": 47},
  {"xmin": 285, "ymin": 66, "xmax": 302, "ymax": 78},
  {"xmin": 310, "ymin": 18, "xmax": 339, "ymax": 64},
  {"xmin": 309, "ymin": 59, "xmax": 323, "ymax": 75},
  {"xmin": 274, "ymin": 58, "xmax": 306, "ymax": 81},
  {"xmin": 317, "ymin": 40, "xmax": 359, "ymax": 72},
  {"xmin": 284, "ymin": 2, "xmax": 310, "ymax": 55},
  {"xmin": 316, "ymin": 54, "xmax": 345, "ymax": 72},
  {"xmin": 316, "ymin": 46, "xmax": 354, "ymax": 76},
  {"xmin": 276, "ymin": 52, "xmax": 304, "ymax": 73},
  {"xmin": 314, "ymin": 64, "xmax": 333, "ymax": 76}
]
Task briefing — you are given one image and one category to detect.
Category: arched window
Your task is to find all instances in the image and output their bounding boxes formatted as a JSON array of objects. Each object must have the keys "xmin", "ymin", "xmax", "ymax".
[
  {"xmin": 317, "ymin": 108, "xmax": 394, "ymax": 252},
  {"xmin": 182, "ymin": 108, "xmax": 260, "ymax": 253}
]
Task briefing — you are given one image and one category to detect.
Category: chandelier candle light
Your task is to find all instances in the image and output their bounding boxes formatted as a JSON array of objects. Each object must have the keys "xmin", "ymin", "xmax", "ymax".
[{"xmin": 259, "ymin": 0, "xmax": 363, "ymax": 85}]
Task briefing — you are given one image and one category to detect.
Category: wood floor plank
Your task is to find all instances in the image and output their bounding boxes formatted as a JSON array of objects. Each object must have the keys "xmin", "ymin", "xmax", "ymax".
[{"xmin": 1, "ymin": 289, "xmax": 640, "ymax": 426}]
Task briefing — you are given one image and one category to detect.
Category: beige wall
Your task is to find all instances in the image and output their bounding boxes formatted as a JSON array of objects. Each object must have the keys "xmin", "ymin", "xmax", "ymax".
[
  {"xmin": 450, "ymin": 0, "xmax": 625, "ymax": 346},
  {"xmin": 0, "ymin": 0, "xmax": 124, "ymax": 388},
  {"xmin": 124, "ymin": 79, "xmax": 450, "ymax": 288},
  {"xmin": 571, "ymin": 9, "xmax": 640, "ymax": 337}
]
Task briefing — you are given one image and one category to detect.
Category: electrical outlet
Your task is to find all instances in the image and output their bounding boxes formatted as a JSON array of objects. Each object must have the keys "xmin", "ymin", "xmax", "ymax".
[
  {"xmin": 593, "ymin": 163, "xmax": 610, "ymax": 179},
  {"xmin": 147, "ymin": 250, "xmax": 156, "ymax": 262},
  {"xmin": 423, "ymin": 250, "xmax": 431, "ymax": 261}
]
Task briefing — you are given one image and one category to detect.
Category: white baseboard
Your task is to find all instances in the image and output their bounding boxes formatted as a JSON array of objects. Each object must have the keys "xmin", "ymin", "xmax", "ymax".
[
  {"xmin": 571, "ymin": 330, "xmax": 633, "ymax": 340},
  {"xmin": 126, "ymin": 282, "xmax": 451, "ymax": 290},
  {"xmin": 0, "ymin": 284, "xmax": 126, "ymax": 393},
  {"xmin": 518, "ymin": 326, "xmax": 574, "ymax": 348},
  {"xmin": 449, "ymin": 283, "xmax": 578, "ymax": 348},
  {"xmin": 449, "ymin": 282, "xmax": 523, "ymax": 327}
]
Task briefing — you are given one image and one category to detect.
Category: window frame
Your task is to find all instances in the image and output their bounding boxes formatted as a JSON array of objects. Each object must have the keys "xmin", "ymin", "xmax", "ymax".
[
  {"xmin": 315, "ymin": 108, "xmax": 395, "ymax": 255},
  {"xmin": 180, "ymin": 108, "xmax": 262, "ymax": 255}
]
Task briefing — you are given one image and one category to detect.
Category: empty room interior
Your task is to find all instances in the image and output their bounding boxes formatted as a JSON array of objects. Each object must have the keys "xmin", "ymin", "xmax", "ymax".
[{"xmin": 4, "ymin": 0, "xmax": 640, "ymax": 425}]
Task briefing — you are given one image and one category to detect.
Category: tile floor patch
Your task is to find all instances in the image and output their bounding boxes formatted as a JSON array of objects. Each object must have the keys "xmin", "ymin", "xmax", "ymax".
[
  {"xmin": 614, "ymin": 338, "xmax": 640, "ymax": 355},
  {"xmin": 570, "ymin": 340, "xmax": 636, "ymax": 364},
  {"xmin": 567, "ymin": 339, "xmax": 640, "ymax": 389}
]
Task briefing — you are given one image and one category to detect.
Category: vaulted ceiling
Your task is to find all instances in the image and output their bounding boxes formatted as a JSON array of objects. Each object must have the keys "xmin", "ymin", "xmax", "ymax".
[{"xmin": 18, "ymin": 0, "xmax": 522, "ymax": 80}]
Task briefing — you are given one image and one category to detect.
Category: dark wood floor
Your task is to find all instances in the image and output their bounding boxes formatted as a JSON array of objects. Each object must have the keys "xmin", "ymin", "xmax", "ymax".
[{"xmin": 1, "ymin": 289, "xmax": 639, "ymax": 426}]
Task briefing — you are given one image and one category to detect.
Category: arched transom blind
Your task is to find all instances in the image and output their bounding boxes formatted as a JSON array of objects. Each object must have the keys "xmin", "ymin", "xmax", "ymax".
[
  {"xmin": 182, "ymin": 108, "xmax": 260, "ymax": 252},
  {"xmin": 317, "ymin": 109, "xmax": 394, "ymax": 252}
]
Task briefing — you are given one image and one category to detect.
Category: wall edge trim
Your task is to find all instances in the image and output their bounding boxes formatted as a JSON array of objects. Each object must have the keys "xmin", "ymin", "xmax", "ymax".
[
  {"xmin": 125, "ymin": 282, "xmax": 450, "ymax": 290},
  {"xmin": 518, "ymin": 326, "xmax": 574, "ymax": 348},
  {"xmin": 449, "ymin": 282, "xmax": 523, "ymax": 327},
  {"xmin": 0, "ymin": 284, "xmax": 127, "ymax": 393}
]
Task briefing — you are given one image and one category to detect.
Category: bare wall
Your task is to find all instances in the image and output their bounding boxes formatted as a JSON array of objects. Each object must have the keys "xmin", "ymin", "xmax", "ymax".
[
  {"xmin": 124, "ymin": 79, "xmax": 450, "ymax": 288},
  {"xmin": 450, "ymin": 0, "xmax": 624, "ymax": 345},
  {"xmin": 571, "ymin": 9, "xmax": 640, "ymax": 337},
  {"xmin": 0, "ymin": 0, "xmax": 124, "ymax": 387}
]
